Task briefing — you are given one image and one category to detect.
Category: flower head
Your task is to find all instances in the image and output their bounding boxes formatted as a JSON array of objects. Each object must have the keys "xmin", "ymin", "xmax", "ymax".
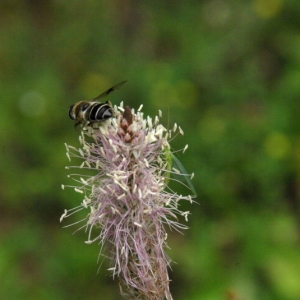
[{"xmin": 61, "ymin": 102, "xmax": 195, "ymax": 300}]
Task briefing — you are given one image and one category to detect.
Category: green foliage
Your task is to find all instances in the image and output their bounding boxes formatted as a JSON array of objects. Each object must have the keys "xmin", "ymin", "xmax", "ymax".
[{"xmin": 1, "ymin": 0, "xmax": 300, "ymax": 299}]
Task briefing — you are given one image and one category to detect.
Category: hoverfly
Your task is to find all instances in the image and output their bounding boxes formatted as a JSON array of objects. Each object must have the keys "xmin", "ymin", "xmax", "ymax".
[{"xmin": 69, "ymin": 80, "xmax": 127, "ymax": 128}]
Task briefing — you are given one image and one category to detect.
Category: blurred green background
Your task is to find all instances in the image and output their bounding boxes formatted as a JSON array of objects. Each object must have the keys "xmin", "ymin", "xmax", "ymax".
[{"xmin": 1, "ymin": 0, "xmax": 300, "ymax": 299}]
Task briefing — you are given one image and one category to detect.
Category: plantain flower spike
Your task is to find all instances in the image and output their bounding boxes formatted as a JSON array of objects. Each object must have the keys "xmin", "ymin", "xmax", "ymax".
[{"xmin": 61, "ymin": 102, "xmax": 195, "ymax": 300}]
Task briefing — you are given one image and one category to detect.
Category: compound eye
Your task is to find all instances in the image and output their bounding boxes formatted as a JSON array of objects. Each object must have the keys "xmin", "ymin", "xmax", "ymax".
[{"xmin": 69, "ymin": 105, "xmax": 75, "ymax": 120}]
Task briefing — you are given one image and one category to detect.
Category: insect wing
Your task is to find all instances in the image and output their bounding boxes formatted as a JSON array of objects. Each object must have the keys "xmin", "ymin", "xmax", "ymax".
[{"xmin": 92, "ymin": 80, "xmax": 128, "ymax": 101}]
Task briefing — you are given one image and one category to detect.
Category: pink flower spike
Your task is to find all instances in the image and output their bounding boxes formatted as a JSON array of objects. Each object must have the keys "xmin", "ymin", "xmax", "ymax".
[{"xmin": 62, "ymin": 103, "xmax": 195, "ymax": 300}]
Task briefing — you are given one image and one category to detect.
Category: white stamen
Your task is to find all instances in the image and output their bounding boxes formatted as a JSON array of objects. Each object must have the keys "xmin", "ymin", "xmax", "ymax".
[
  {"xmin": 85, "ymin": 196, "xmax": 91, "ymax": 204},
  {"xmin": 176, "ymin": 196, "xmax": 181, "ymax": 204},
  {"xmin": 138, "ymin": 189, "xmax": 142, "ymax": 199},
  {"xmin": 179, "ymin": 126, "xmax": 184, "ymax": 135},
  {"xmin": 112, "ymin": 155, "xmax": 120, "ymax": 162},
  {"xmin": 183, "ymin": 144, "xmax": 188, "ymax": 153},
  {"xmin": 75, "ymin": 188, "xmax": 83, "ymax": 194},
  {"xmin": 100, "ymin": 147, "xmax": 105, "ymax": 156},
  {"xmin": 80, "ymin": 177, "xmax": 88, "ymax": 185},
  {"xmin": 111, "ymin": 118, "xmax": 118, "ymax": 127},
  {"xmin": 143, "ymin": 189, "xmax": 149, "ymax": 198},
  {"xmin": 155, "ymin": 128, "xmax": 163, "ymax": 139},
  {"xmin": 144, "ymin": 158, "xmax": 149, "ymax": 167},
  {"xmin": 96, "ymin": 160, "xmax": 100, "ymax": 169},
  {"xmin": 143, "ymin": 207, "xmax": 152, "ymax": 214},
  {"xmin": 114, "ymin": 179, "xmax": 129, "ymax": 192},
  {"xmin": 82, "ymin": 199, "xmax": 88, "ymax": 208},
  {"xmin": 138, "ymin": 104, "xmax": 143, "ymax": 112},
  {"xmin": 118, "ymin": 102, "xmax": 124, "ymax": 110},
  {"xmin": 166, "ymin": 198, "xmax": 171, "ymax": 206},
  {"xmin": 61, "ymin": 184, "xmax": 65, "ymax": 190},
  {"xmin": 145, "ymin": 133, "xmax": 157, "ymax": 143},
  {"xmin": 60, "ymin": 209, "xmax": 68, "ymax": 222},
  {"xmin": 99, "ymin": 187, "xmax": 107, "ymax": 194},
  {"xmin": 133, "ymin": 150, "xmax": 140, "ymax": 158},
  {"xmin": 173, "ymin": 167, "xmax": 181, "ymax": 174},
  {"xmin": 89, "ymin": 205, "xmax": 95, "ymax": 214},
  {"xmin": 147, "ymin": 116, "xmax": 153, "ymax": 129},
  {"xmin": 165, "ymin": 132, "xmax": 169, "ymax": 140},
  {"xmin": 134, "ymin": 221, "xmax": 142, "ymax": 228},
  {"xmin": 158, "ymin": 110, "xmax": 162, "ymax": 117},
  {"xmin": 190, "ymin": 173, "xmax": 194, "ymax": 179},
  {"xmin": 147, "ymin": 190, "xmax": 158, "ymax": 195},
  {"xmin": 66, "ymin": 152, "xmax": 71, "ymax": 161},
  {"xmin": 133, "ymin": 184, "xmax": 137, "ymax": 193},
  {"xmin": 99, "ymin": 125, "xmax": 106, "ymax": 135},
  {"xmin": 109, "ymin": 140, "xmax": 117, "ymax": 153},
  {"xmin": 67, "ymin": 145, "xmax": 78, "ymax": 151},
  {"xmin": 107, "ymin": 185, "xmax": 114, "ymax": 193},
  {"xmin": 79, "ymin": 148, "xmax": 84, "ymax": 157},
  {"xmin": 121, "ymin": 246, "xmax": 125, "ymax": 255},
  {"xmin": 117, "ymin": 193, "xmax": 125, "ymax": 200},
  {"xmin": 84, "ymin": 146, "xmax": 90, "ymax": 154},
  {"xmin": 182, "ymin": 211, "xmax": 189, "ymax": 222},
  {"xmin": 173, "ymin": 123, "xmax": 177, "ymax": 132},
  {"xmin": 114, "ymin": 208, "xmax": 120, "ymax": 214}
]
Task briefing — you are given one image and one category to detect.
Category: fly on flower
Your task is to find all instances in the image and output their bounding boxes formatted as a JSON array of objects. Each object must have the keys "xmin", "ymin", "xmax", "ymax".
[
  {"xmin": 68, "ymin": 80, "xmax": 127, "ymax": 128},
  {"xmin": 62, "ymin": 89, "xmax": 196, "ymax": 300}
]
